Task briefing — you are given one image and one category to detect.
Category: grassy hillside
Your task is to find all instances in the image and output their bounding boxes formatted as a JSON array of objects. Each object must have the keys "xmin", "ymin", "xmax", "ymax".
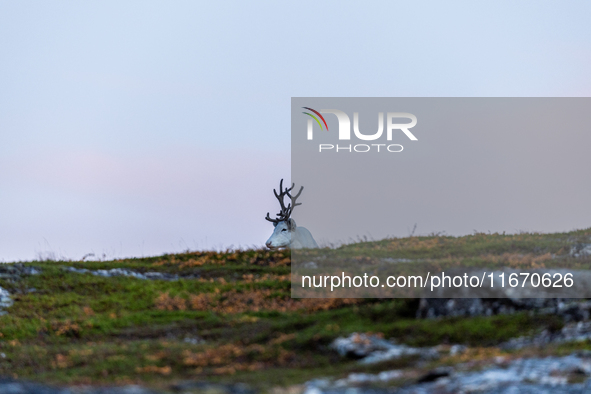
[{"xmin": 0, "ymin": 228, "xmax": 590, "ymax": 391}]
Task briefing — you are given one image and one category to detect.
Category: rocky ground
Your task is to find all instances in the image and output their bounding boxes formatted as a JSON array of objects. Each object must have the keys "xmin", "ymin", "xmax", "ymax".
[
  {"xmin": 303, "ymin": 329, "xmax": 591, "ymax": 393},
  {"xmin": 1, "ymin": 230, "xmax": 591, "ymax": 393}
]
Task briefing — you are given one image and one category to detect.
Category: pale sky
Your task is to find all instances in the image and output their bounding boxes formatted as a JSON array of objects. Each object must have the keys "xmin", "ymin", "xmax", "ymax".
[{"xmin": 1, "ymin": 1, "xmax": 590, "ymax": 262}]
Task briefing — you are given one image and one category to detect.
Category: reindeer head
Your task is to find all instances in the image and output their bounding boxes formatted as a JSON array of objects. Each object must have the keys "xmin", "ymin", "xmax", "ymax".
[{"xmin": 265, "ymin": 179, "xmax": 303, "ymax": 249}]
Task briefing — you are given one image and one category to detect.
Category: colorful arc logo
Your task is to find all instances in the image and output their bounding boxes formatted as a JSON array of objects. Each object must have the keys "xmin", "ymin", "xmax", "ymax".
[{"xmin": 302, "ymin": 107, "xmax": 329, "ymax": 131}]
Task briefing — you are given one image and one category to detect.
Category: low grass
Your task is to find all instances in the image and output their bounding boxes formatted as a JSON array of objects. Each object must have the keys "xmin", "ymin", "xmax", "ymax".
[{"xmin": 0, "ymin": 228, "xmax": 589, "ymax": 390}]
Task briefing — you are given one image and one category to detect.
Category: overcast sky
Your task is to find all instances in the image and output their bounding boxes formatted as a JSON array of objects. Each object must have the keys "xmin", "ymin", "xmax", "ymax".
[{"xmin": 1, "ymin": 1, "xmax": 590, "ymax": 262}]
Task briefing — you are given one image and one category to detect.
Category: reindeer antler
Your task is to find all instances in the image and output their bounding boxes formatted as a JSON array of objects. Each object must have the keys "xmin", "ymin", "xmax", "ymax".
[{"xmin": 265, "ymin": 179, "xmax": 304, "ymax": 224}]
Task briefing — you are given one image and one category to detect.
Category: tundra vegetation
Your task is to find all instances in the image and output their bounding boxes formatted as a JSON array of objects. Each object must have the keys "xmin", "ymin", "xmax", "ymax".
[{"xmin": 0, "ymin": 228, "xmax": 590, "ymax": 391}]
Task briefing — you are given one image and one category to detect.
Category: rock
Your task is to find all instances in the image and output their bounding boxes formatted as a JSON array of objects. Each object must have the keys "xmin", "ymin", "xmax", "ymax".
[
  {"xmin": 22, "ymin": 266, "xmax": 41, "ymax": 275},
  {"xmin": 330, "ymin": 333, "xmax": 390, "ymax": 359},
  {"xmin": 398, "ymin": 355, "xmax": 591, "ymax": 393},
  {"xmin": 0, "ymin": 379, "xmax": 237, "ymax": 394},
  {"xmin": 76, "ymin": 385, "xmax": 162, "ymax": 394},
  {"xmin": 570, "ymin": 244, "xmax": 591, "ymax": 258},
  {"xmin": 418, "ymin": 298, "xmax": 488, "ymax": 318},
  {"xmin": 0, "ymin": 377, "xmax": 71, "ymax": 394},
  {"xmin": 0, "ymin": 287, "xmax": 12, "ymax": 316},
  {"xmin": 170, "ymin": 381, "xmax": 255, "ymax": 394},
  {"xmin": 0, "ymin": 263, "xmax": 41, "ymax": 281},
  {"xmin": 501, "ymin": 321, "xmax": 591, "ymax": 350},
  {"xmin": 183, "ymin": 336, "xmax": 205, "ymax": 345},
  {"xmin": 381, "ymin": 258, "xmax": 414, "ymax": 263},
  {"xmin": 421, "ymin": 268, "xmax": 591, "ymax": 298},
  {"xmin": 63, "ymin": 267, "xmax": 178, "ymax": 281},
  {"xmin": 330, "ymin": 333, "xmax": 438, "ymax": 364},
  {"xmin": 417, "ymin": 298, "xmax": 591, "ymax": 321},
  {"xmin": 333, "ymin": 370, "xmax": 403, "ymax": 386},
  {"xmin": 305, "ymin": 354, "xmax": 591, "ymax": 393},
  {"xmin": 0, "ymin": 287, "xmax": 12, "ymax": 309},
  {"xmin": 0, "ymin": 264, "xmax": 41, "ymax": 316},
  {"xmin": 449, "ymin": 344, "xmax": 467, "ymax": 356}
]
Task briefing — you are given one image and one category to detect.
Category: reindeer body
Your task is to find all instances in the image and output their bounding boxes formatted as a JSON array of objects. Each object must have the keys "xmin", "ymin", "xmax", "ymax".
[
  {"xmin": 266, "ymin": 219, "xmax": 318, "ymax": 249},
  {"xmin": 264, "ymin": 180, "xmax": 318, "ymax": 250}
]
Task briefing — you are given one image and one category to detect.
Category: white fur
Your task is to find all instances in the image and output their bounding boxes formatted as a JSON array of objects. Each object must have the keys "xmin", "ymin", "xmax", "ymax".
[{"xmin": 265, "ymin": 219, "xmax": 318, "ymax": 249}]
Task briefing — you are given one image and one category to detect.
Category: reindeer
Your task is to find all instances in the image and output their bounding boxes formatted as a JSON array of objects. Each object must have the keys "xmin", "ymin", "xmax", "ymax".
[{"xmin": 265, "ymin": 179, "xmax": 318, "ymax": 249}]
